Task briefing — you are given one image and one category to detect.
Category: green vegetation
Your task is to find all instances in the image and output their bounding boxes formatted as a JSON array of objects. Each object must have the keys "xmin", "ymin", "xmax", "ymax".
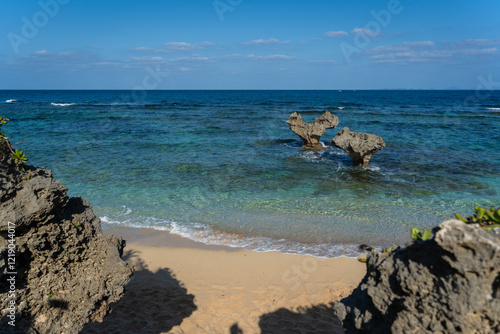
[
  {"xmin": 1, "ymin": 116, "xmax": 29, "ymax": 168},
  {"xmin": 381, "ymin": 246, "xmax": 400, "ymax": 253},
  {"xmin": 11, "ymin": 149, "xmax": 28, "ymax": 167},
  {"xmin": 357, "ymin": 245, "xmax": 400, "ymax": 263},
  {"xmin": 48, "ymin": 292, "xmax": 55, "ymax": 298},
  {"xmin": 455, "ymin": 206, "xmax": 500, "ymax": 231},
  {"xmin": 0, "ymin": 116, "xmax": 9, "ymax": 141},
  {"xmin": 72, "ymin": 221, "xmax": 78, "ymax": 227},
  {"xmin": 410, "ymin": 227, "xmax": 432, "ymax": 241},
  {"xmin": 358, "ymin": 206, "xmax": 499, "ymax": 264}
]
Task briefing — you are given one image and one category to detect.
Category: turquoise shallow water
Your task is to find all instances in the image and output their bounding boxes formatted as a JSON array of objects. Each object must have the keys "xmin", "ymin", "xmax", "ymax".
[{"xmin": 1, "ymin": 90, "xmax": 499, "ymax": 257}]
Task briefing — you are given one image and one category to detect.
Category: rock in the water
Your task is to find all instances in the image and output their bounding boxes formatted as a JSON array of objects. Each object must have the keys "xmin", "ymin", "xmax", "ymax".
[
  {"xmin": 0, "ymin": 139, "xmax": 133, "ymax": 333},
  {"xmin": 331, "ymin": 127, "xmax": 385, "ymax": 166},
  {"xmin": 334, "ymin": 220, "xmax": 500, "ymax": 334},
  {"xmin": 286, "ymin": 111, "xmax": 340, "ymax": 149}
]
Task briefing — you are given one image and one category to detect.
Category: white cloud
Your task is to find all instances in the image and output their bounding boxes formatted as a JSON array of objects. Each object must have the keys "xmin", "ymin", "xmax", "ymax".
[
  {"xmin": 132, "ymin": 47, "xmax": 159, "ymax": 52},
  {"xmin": 133, "ymin": 42, "xmax": 215, "ymax": 53},
  {"xmin": 164, "ymin": 41, "xmax": 214, "ymax": 52},
  {"xmin": 451, "ymin": 38, "xmax": 500, "ymax": 47},
  {"xmin": 6, "ymin": 51, "xmax": 103, "ymax": 72},
  {"xmin": 403, "ymin": 41, "xmax": 435, "ymax": 47},
  {"xmin": 92, "ymin": 61, "xmax": 120, "ymax": 67},
  {"xmin": 129, "ymin": 56, "xmax": 165, "ymax": 62},
  {"xmin": 243, "ymin": 38, "xmax": 291, "ymax": 45},
  {"xmin": 351, "ymin": 28, "xmax": 379, "ymax": 37},
  {"xmin": 200, "ymin": 42, "xmax": 215, "ymax": 47},
  {"xmin": 323, "ymin": 31, "xmax": 348, "ymax": 38},
  {"xmin": 30, "ymin": 50, "xmax": 77, "ymax": 59},
  {"xmin": 169, "ymin": 54, "xmax": 212, "ymax": 62},
  {"xmin": 366, "ymin": 41, "xmax": 435, "ymax": 53},
  {"xmin": 365, "ymin": 39, "xmax": 498, "ymax": 64},
  {"xmin": 309, "ymin": 59, "xmax": 337, "ymax": 64},
  {"xmin": 453, "ymin": 47, "xmax": 498, "ymax": 56},
  {"xmin": 220, "ymin": 54, "xmax": 242, "ymax": 60},
  {"xmin": 247, "ymin": 54, "xmax": 295, "ymax": 61}
]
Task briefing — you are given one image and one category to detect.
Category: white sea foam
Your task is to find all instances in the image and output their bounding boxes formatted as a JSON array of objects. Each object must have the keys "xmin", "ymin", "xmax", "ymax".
[
  {"xmin": 337, "ymin": 107, "xmax": 345, "ymax": 110},
  {"xmin": 117, "ymin": 205, "xmax": 132, "ymax": 216},
  {"xmin": 100, "ymin": 215, "xmax": 361, "ymax": 258},
  {"xmin": 5, "ymin": 99, "xmax": 17, "ymax": 103},
  {"xmin": 364, "ymin": 165, "xmax": 381, "ymax": 171},
  {"xmin": 51, "ymin": 102, "xmax": 75, "ymax": 107},
  {"xmin": 299, "ymin": 150, "xmax": 323, "ymax": 162},
  {"xmin": 486, "ymin": 107, "xmax": 500, "ymax": 110}
]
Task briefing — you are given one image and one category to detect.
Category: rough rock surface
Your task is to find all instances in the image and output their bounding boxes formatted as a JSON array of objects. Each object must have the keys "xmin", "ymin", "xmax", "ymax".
[
  {"xmin": 286, "ymin": 111, "xmax": 340, "ymax": 149},
  {"xmin": 334, "ymin": 220, "xmax": 500, "ymax": 334},
  {"xmin": 0, "ymin": 139, "xmax": 133, "ymax": 333},
  {"xmin": 331, "ymin": 127, "xmax": 386, "ymax": 166}
]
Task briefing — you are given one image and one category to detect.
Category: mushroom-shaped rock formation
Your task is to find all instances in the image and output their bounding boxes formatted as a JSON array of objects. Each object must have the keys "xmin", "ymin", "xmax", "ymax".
[
  {"xmin": 286, "ymin": 111, "xmax": 340, "ymax": 149},
  {"xmin": 332, "ymin": 127, "xmax": 386, "ymax": 166}
]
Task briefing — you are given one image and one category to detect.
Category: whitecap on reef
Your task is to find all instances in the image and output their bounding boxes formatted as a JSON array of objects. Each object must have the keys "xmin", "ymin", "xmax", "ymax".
[{"xmin": 51, "ymin": 102, "xmax": 75, "ymax": 106}]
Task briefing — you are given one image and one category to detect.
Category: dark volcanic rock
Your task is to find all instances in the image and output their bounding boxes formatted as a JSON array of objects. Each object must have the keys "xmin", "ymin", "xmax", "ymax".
[
  {"xmin": 334, "ymin": 220, "xmax": 500, "ymax": 334},
  {"xmin": 331, "ymin": 127, "xmax": 386, "ymax": 166},
  {"xmin": 286, "ymin": 111, "xmax": 340, "ymax": 149},
  {"xmin": 0, "ymin": 139, "xmax": 132, "ymax": 333}
]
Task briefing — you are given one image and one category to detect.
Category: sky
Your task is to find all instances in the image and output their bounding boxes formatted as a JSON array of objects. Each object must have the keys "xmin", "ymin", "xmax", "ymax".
[{"xmin": 1, "ymin": 0, "xmax": 499, "ymax": 90}]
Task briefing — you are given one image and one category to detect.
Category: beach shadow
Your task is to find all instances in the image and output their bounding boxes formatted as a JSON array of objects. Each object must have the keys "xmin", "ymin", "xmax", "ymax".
[
  {"xmin": 230, "ymin": 322, "xmax": 244, "ymax": 334},
  {"xmin": 258, "ymin": 303, "xmax": 345, "ymax": 334},
  {"xmin": 80, "ymin": 249, "xmax": 197, "ymax": 334}
]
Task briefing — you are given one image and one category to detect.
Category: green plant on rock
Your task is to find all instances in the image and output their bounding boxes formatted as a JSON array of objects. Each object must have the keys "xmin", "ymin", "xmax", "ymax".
[
  {"xmin": 11, "ymin": 148, "xmax": 28, "ymax": 167},
  {"xmin": 1, "ymin": 116, "xmax": 29, "ymax": 168},
  {"xmin": 0, "ymin": 116, "xmax": 8, "ymax": 140},
  {"xmin": 357, "ymin": 244, "xmax": 400, "ymax": 263},
  {"xmin": 455, "ymin": 206, "xmax": 500, "ymax": 231},
  {"xmin": 411, "ymin": 227, "xmax": 432, "ymax": 241},
  {"xmin": 381, "ymin": 246, "xmax": 400, "ymax": 253}
]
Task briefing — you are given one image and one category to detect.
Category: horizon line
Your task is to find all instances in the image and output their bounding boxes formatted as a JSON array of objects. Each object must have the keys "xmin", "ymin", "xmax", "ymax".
[{"xmin": 1, "ymin": 88, "xmax": 495, "ymax": 91}]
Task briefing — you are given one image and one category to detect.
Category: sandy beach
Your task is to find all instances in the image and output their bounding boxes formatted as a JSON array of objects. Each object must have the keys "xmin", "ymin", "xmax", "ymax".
[{"xmin": 81, "ymin": 227, "xmax": 366, "ymax": 334}]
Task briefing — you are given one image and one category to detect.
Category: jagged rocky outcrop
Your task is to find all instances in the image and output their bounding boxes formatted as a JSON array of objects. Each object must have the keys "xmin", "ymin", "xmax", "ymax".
[
  {"xmin": 334, "ymin": 220, "xmax": 500, "ymax": 334},
  {"xmin": 286, "ymin": 111, "xmax": 340, "ymax": 149},
  {"xmin": 331, "ymin": 127, "xmax": 386, "ymax": 166},
  {"xmin": 0, "ymin": 139, "xmax": 133, "ymax": 333}
]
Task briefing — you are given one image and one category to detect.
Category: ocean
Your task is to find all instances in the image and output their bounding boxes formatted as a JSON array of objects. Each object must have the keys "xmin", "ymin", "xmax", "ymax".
[{"xmin": 1, "ymin": 90, "xmax": 499, "ymax": 257}]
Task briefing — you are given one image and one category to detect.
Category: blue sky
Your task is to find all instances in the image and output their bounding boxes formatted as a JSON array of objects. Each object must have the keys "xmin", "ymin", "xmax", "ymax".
[{"xmin": 1, "ymin": 0, "xmax": 499, "ymax": 89}]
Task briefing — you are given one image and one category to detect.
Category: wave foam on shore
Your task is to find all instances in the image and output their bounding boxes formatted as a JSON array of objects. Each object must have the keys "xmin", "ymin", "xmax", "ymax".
[{"xmin": 100, "ymin": 215, "xmax": 362, "ymax": 258}]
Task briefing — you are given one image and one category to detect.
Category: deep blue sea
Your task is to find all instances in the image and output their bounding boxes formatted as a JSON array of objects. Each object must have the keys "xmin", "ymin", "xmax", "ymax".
[{"xmin": 1, "ymin": 90, "xmax": 499, "ymax": 257}]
